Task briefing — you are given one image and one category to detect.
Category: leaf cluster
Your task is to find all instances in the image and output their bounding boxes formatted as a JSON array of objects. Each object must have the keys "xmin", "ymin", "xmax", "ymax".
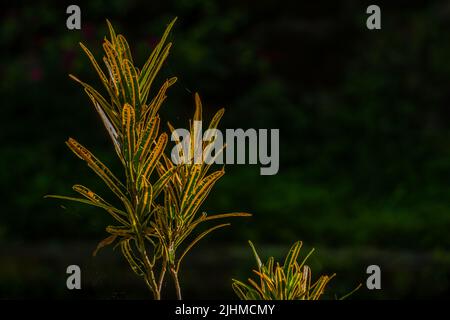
[
  {"xmin": 46, "ymin": 18, "xmax": 250, "ymax": 299},
  {"xmin": 232, "ymin": 241, "xmax": 335, "ymax": 300}
]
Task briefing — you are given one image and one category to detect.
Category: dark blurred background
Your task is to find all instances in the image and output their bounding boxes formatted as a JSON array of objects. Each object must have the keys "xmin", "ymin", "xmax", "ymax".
[{"xmin": 2, "ymin": 0, "xmax": 450, "ymax": 299}]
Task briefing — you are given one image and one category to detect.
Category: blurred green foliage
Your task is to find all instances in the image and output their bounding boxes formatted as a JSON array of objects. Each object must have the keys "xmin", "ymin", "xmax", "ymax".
[{"xmin": 1, "ymin": 0, "xmax": 450, "ymax": 298}]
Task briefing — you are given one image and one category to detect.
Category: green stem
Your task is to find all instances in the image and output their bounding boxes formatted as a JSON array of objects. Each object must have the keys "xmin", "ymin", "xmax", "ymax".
[
  {"xmin": 134, "ymin": 223, "xmax": 160, "ymax": 299},
  {"xmin": 140, "ymin": 243, "xmax": 160, "ymax": 299},
  {"xmin": 127, "ymin": 198, "xmax": 160, "ymax": 299},
  {"xmin": 170, "ymin": 267, "xmax": 182, "ymax": 300},
  {"xmin": 158, "ymin": 263, "xmax": 167, "ymax": 294}
]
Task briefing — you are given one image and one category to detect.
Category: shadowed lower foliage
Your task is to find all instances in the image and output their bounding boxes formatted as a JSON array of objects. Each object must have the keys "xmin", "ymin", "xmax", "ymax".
[
  {"xmin": 45, "ymin": 18, "xmax": 250, "ymax": 300},
  {"xmin": 232, "ymin": 241, "xmax": 336, "ymax": 300}
]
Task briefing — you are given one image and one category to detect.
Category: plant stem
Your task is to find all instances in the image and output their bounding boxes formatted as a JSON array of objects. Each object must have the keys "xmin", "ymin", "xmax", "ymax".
[
  {"xmin": 151, "ymin": 281, "xmax": 161, "ymax": 300},
  {"xmin": 143, "ymin": 253, "xmax": 160, "ymax": 299},
  {"xmin": 142, "ymin": 257, "xmax": 160, "ymax": 299},
  {"xmin": 144, "ymin": 276, "xmax": 160, "ymax": 300},
  {"xmin": 171, "ymin": 268, "xmax": 182, "ymax": 300},
  {"xmin": 135, "ymin": 228, "xmax": 160, "ymax": 299},
  {"xmin": 158, "ymin": 264, "xmax": 166, "ymax": 294}
]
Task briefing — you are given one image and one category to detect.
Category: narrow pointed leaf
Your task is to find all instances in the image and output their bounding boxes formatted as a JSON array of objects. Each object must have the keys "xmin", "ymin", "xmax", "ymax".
[
  {"xmin": 120, "ymin": 239, "xmax": 145, "ymax": 276},
  {"xmin": 93, "ymin": 234, "xmax": 117, "ymax": 256}
]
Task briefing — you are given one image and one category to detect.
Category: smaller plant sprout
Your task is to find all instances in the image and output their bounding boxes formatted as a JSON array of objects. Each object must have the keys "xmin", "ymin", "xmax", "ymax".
[{"xmin": 232, "ymin": 241, "xmax": 335, "ymax": 300}]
